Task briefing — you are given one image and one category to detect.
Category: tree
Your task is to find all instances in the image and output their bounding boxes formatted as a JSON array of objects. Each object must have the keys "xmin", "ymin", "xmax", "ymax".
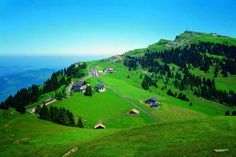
[
  {"xmin": 167, "ymin": 89, "xmax": 176, "ymax": 97},
  {"xmin": 31, "ymin": 85, "xmax": 40, "ymax": 102},
  {"xmin": 141, "ymin": 75, "xmax": 157, "ymax": 90},
  {"xmin": 139, "ymin": 74, "xmax": 143, "ymax": 79},
  {"xmin": 39, "ymin": 105, "xmax": 49, "ymax": 120},
  {"xmin": 0, "ymin": 102, "xmax": 9, "ymax": 110},
  {"xmin": 232, "ymin": 111, "xmax": 236, "ymax": 116},
  {"xmin": 1, "ymin": 95, "xmax": 13, "ymax": 110},
  {"xmin": 214, "ymin": 66, "xmax": 219, "ymax": 77},
  {"xmin": 55, "ymin": 91, "xmax": 64, "ymax": 100},
  {"xmin": 36, "ymin": 105, "xmax": 76, "ymax": 127},
  {"xmin": 225, "ymin": 110, "xmax": 230, "ymax": 116},
  {"xmin": 84, "ymin": 86, "xmax": 92, "ymax": 96},
  {"xmin": 141, "ymin": 79, "xmax": 149, "ymax": 90},
  {"xmin": 177, "ymin": 93, "xmax": 189, "ymax": 102},
  {"xmin": 68, "ymin": 111, "xmax": 75, "ymax": 126},
  {"xmin": 16, "ymin": 103, "xmax": 26, "ymax": 113},
  {"xmin": 77, "ymin": 116, "xmax": 84, "ymax": 128}
]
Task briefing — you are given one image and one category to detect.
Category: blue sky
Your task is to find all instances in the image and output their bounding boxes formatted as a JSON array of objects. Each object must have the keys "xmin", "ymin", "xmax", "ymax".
[{"xmin": 0, "ymin": 0, "xmax": 235, "ymax": 56}]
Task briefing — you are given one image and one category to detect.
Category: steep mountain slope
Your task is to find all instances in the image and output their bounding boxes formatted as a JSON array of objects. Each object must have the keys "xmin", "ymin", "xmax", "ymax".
[{"xmin": 123, "ymin": 31, "xmax": 236, "ymax": 108}]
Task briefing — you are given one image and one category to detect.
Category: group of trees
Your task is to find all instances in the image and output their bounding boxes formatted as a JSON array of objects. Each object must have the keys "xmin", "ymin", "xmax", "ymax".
[
  {"xmin": 36, "ymin": 105, "xmax": 84, "ymax": 128},
  {"xmin": 54, "ymin": 89, "xmax": 67, "ymax": 100},
  {"xmin": 123, "ymin": 42, "xmax": 236, "ymax": 107},
  {"xmin": 0, "ymin": 63, "xmax": 87, "ymax": 113},
  {"xmin": 167, "ymin": 89, "xmax": 189, "ymax": 102},
  {"xmin": 173, "ymin": 67, "xmax": 236, "ymax": 106},
  {"xmin": 0, "ymin": 85, "xmax": 40, "ymax": 113},
  {"xmin": 225, "ymin": 110, "xmax": 236, "ymax": 116},
  {"xmin": 65, "ymin": 63, "xmax": 87, "ymax": 78},
  {"xmin": 124, "ymin": 56, "xmax": 138, "ymax": 70},
  {"xmin": 43, "ymin": 63, "xmax": 87, "ymax": 93},
  {"xmin": 141, "ymin": 75, "xmax": 157, "ymax": 90},
  {"xmin": 43, "ymin": 71, "xmax": 70, "ymax": 93},
  {"xmin": 124, "ymin": 42, "xmax": 236, "ymax": 76}
]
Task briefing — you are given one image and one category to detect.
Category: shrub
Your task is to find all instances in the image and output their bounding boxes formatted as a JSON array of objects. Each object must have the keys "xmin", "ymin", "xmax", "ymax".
[
  {"xmin": 232, "ymin": 111, "xmax": 236, "ymax": 116},
  {"xmin": 225, "ymin": 110, "xmax": 230, "ymax": 116},
  {"xmin": 84, "ymin": 86, "xmax": 92, "ymax": 96}
]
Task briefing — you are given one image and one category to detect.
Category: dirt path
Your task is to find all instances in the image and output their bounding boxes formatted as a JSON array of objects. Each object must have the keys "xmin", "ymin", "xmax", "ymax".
[{"xmin": 62, "ymin": 146, "xmax": 79, "ymax": 157}]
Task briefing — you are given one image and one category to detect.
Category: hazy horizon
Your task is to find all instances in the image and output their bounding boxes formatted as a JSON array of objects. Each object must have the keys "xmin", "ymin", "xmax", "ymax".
[
  {"xmin": 0, "ymin": 0, "xmax": 236, "ymax": 56},
  {"xmin": 0, "ymin": 55, "xmax": 107, "ymax": 101}
]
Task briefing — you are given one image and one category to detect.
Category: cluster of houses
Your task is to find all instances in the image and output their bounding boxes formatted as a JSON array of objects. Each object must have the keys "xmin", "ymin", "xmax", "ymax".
[
  {"xmin": 63, "ymin": 67, "xmax": 159, "ymax": 129},
  {"xmin": 71, "ymin": 81, "xmax": 106, "ymax": 93}
]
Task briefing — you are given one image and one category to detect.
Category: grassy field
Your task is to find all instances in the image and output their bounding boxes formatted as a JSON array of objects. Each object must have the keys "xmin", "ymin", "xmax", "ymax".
[
  {"xmin": 50, "ymin": 77, "xmax": 155, "ymax": 128},
  {"xmin": 98, "ymin": 61, "xmax": 231, "ymax": 118},
  {"xmin": 0, "ymin": 54, "xmax": 235, "ymax": 157},
  {"xmin": 73, "ymin": 116, "xmax": 236, "ymax": 157},
  {"xmin": 0, "ymin": 109, "xmax": 115, "ymax": 157}
]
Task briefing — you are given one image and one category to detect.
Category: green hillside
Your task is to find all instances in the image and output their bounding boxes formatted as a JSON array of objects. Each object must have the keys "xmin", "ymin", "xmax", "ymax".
[
  {"xmin": 74, "ymin": 117, "xmax": 236, "ymax": 157},
  {"xmin": 0, "ymin": 109, "xmax": 114, "ymax": 157},
  {"xmin": 124, "ymin": 31, "xmax": 236, "ymax": 57},
  {"xmin": 0, "ymin": 31, "xmax": 236, "ymax": 157}
]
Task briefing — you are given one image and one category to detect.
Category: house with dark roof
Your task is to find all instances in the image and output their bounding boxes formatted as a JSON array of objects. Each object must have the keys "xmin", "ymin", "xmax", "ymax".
[
  {"xmin": 71, "ymin": 81, "xmax": 88, "ymax": 92},
  {"xmin": 145, "ymin": 97, "xmax": 159, "ymax": 108},
  {"xmin": 103, "ymin": 67, "xmax": 115, "ymax": 73},
  {"xmin": 94, "ymin": 84, "xmax": 105, "ymax": 92}
]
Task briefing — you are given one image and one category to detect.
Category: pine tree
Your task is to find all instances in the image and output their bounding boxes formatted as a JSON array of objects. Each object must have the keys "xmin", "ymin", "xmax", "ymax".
[
  {"xmin": 39, "ymin": 105, "xmax": 49, "ymax": 119},
  {"xmin": 232, "ymin": 111, "xmax": 236, "ymax": 116},
  {"xmin": 77, "ymin": 116, "xmax": 84, "ymax": 128},
  {"xmin": 225, "ymin": 110, "xmax": 230, "ymax": 116},
  {"xmin": 68, "ymin": 112, "xmax": 75, "ymax": 126},
  {"xmin": 141, "ymin": 79, "xmax": 149, "ymax": 90},
  {"xmin": 84, "ymin": 86, "xmax": 92, "ymax": 96}
]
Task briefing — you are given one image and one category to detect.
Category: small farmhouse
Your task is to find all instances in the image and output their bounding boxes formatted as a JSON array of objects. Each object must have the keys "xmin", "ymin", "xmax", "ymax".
[
  {"xmin": 42, "ymin": 98, "xmax": 57, "ymax": 106},
  {"xmin": 98, "ymin": 70, "xmax": 104, "ymax": 75},
  {"xmin": 104, "ymin": 67, "xmax": 115, "ymax": 73},
  {"xmin": 129, "ymin": 108, "xmax": 139, "ymax": 115},
  {"xmin": 94, "ymin": 123, "xmax": 106, "ymax": 129},
  {"xmin": 71, "ymin": 81, "xmax": 88, "ymax": 92},
  {"xmin": 145, "ymin": 97, "xmax": 159, "ymax": 108},
  {"xmin": 94, "ymin": 84, "xmax": 105, "ymax": 92}
]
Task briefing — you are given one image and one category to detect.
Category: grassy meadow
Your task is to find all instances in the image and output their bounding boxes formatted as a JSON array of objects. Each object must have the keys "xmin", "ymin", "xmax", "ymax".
[{"xmin": 0, "ymin": 53, "xmax": 236, "ymax": 157}]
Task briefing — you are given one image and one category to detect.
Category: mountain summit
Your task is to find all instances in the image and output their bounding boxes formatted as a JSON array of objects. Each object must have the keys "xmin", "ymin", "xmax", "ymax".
[{"xmin": 124, "ymin": 31, "xmax": 236, "ymax": 57}]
